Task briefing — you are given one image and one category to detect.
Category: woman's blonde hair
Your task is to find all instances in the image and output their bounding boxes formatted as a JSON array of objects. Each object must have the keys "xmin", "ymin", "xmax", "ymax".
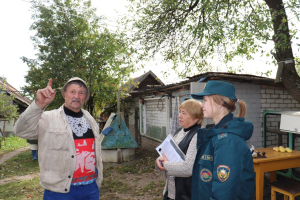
[
  {"xmin": 211, "ymin": 94, "xmax": 247, "ymax": 117},
  {"xmin": 179, "ymin": 99, "xmax": 204, "ymax": 125}
]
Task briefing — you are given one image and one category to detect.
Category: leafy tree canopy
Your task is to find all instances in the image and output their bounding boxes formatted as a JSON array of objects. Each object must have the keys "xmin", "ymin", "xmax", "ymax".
[
  {"xmin": 128, "ymin": 0, "xmax": 300, "ymax": 101},
  {"xmin": 0, "ymin": 78, "xmax": 19, "ymax": 122},
  {"xmin": 22, "ymin": 0, "xmax": 137, "ymax": 115}
]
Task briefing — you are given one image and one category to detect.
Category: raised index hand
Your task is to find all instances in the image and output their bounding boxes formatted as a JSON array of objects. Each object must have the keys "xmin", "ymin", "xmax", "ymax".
[{"xmin": 35, "ymin": 78, "xmax": 56, "ymax": 110}]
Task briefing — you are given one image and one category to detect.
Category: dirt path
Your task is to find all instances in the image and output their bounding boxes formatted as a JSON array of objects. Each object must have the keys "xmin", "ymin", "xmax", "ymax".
[
  {"xmin": 0, "ymin": 146, "xmax": 29, "ymax": 165},
  {"xmin": 0, "ymin": 173, "xmax": 40, "ymax": 185},
  {"xmin": 0, "ymin": 146, "xmax": 39, "ymax": 186}
]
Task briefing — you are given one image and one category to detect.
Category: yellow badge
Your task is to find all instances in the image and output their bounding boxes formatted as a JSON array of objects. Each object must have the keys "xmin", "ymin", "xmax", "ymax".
[{"xmin": 217, "ymin": 165, "xmax": 230, "ymax": 182}]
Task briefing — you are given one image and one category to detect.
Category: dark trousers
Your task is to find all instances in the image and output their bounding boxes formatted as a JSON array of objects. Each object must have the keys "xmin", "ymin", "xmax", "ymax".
[
  {"xmin": 164, "ymin": 191, "xmax": 174, "ymax": 200},
  {"xmin": 43, "ymin": 181, "xmax": 100, "ymax": 200}
]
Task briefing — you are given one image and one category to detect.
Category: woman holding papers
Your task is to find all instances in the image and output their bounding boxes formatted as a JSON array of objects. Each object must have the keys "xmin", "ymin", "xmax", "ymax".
[
  {"xmin": 190, "ymin": 80, "xmax": 255, "ymax": 200},
  {"xmin": 156, "ymin": 99, "xmax": 204, "ymax": 200}
]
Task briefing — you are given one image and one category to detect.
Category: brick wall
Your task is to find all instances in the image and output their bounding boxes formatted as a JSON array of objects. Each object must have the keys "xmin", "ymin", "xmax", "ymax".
[
  {"xmin": 141, "ymin": 135, "xmax": 162, "ymax": 151},
  {"xmin": 145, "ymin": 98, "xmax": 167, "ymax": 133},
  {"xmin": 128, "ymin": 81, "xmax": 300, "ymax": 151},
  {"xmin": 261, "ymin": 85, "xmax": 300, "ymax": 150},
  {"xmin": 142, "ymin": 98, "xmax": 168, "ymax": 150}
]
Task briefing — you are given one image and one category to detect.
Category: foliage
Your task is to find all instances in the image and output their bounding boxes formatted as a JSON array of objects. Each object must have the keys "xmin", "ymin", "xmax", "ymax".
[
  {"xmin": 128, "ymin": 0, "xmax": 300, "ymax": 77},
  {"xmin": 258, "ymin": 70, "xmax": 273, "ymax": 77},
  {"xmin": 0, "ymin": 78, "xmax": 19, "ymax": 122},
  {"xmin": 21, "ymin": 0, "xmax": 137, "ymax": 115},
  {"xmin": 226, "ymin": 66, "xmax": 244, "ymax": 74},
  {"xmin": 296, "ymin": 57, "xmax": 300, "ymax": 75},
  {"xmin": 0, "ymin": 136, "xmax": 28, "ymax": 154}
]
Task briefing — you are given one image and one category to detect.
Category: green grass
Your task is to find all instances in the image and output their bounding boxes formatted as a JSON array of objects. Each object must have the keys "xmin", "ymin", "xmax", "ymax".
[
  {"xmin": 0, "ymin": 151, "xmax": 39, "ymax": 179},
  {"xmin": 101, "ymin": 149, "xmax": 164, "ymax": 199},
  {"xmin": 101, "ymin": 174, "xmax": 131, "ymax": 193},
  {"xmin": 143, "ymin": 180, "xmax": 165, "ymax": 195},
  {"xmin": 0, "ymin": 136, "xmax": 28, "ymax": 155},
  {"xmin": 115, "ymin": 150, "xmax": 158, "ymax": 175},
  {"xmin": 0, "ymin": 146, "xmax": 164, "ymax": 200},
  {"xmin": 0, "ymin": 177, "xmax": 43, "ymax": 200}
]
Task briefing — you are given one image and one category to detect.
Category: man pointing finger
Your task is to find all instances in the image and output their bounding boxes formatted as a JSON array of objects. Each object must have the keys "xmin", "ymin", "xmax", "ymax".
[
  {"xmin": 35, "ymin": 78, "xmax": 56, "ymax": 110},
  {"xmin": 14, "ymin": 77, "xmax": 103, "ymax": 200}
]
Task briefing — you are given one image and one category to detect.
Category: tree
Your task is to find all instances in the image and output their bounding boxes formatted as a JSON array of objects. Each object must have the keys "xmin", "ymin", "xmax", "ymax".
[
  {"xmin": 296, "ymin": 57, "xmax": 300, "ymax": 75},
  {"xmin": 128, "ymin": 0, "xmax": 300, "ymax": 102},
  {"xmin": 22, "ymin": 0, "xmax": 136, "ymax": 115},
  {"xmin": 0, "ymin": 78, "xmax": 19, "ymax": 146},
  {"xmin": 0, "ymin": 78, "xmax": 19, "ymax": 122}
]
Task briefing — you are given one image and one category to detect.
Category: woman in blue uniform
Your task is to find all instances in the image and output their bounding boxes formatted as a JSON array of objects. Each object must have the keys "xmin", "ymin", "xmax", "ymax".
[
  {"xmin": 191, "ymin": 80, "xmax": 255, "ymax": 200},
  {"xmin": 156, "ymin": 99, "xmax": 204, "ymax": 200}
]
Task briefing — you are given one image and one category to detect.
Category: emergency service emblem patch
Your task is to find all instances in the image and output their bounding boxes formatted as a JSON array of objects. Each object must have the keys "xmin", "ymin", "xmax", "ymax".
[
  {"xmin": 217, "ymin": 165, "xmax": 230, "ymax": 182},
  {"xmin": 200, "ymin": 168, "xmax": 212, "ymax": 182},
  {"xmin": 217, "ymin": 133, "xmax": 228, "ymax": 140}
]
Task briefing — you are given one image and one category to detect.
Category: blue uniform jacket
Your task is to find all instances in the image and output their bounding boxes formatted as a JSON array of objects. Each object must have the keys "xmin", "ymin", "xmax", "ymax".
[{"xmin": 191, "ymin": 113, "xmax": 255, "ymax": 200}]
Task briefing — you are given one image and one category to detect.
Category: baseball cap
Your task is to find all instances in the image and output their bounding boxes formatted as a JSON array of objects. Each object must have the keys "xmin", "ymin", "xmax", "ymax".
[
  {"xmin": 191, "ymin": 80, "xmax": 237, "ymax": 101},
  {"xmin": 61, "ymin": 77, "xmax": 90, "ymax": 101}
]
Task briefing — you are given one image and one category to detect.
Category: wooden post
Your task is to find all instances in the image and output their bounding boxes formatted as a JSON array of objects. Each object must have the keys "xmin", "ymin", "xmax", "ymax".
[
  {"xmin": 117, "ymin": 148, "xmax": 121, "ymax": 164},
  {"xmin": 3, "ymin": 121, "xmax": 6, "ymax": 143},
  {"xmin": 117, "ymin": 90, "xmax": 120, "ymax": 128}
]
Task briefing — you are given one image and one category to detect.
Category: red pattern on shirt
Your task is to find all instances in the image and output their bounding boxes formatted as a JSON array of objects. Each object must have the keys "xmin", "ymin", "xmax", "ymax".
[{"xmin": 72, "ymin": 138, "xmax": 96, "ymax": 183}]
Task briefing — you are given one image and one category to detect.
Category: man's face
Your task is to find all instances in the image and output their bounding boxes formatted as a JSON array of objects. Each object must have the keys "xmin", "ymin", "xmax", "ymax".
[{"xmin": 63, "ymin": 84, "xmax": 86, "ymax": 112}]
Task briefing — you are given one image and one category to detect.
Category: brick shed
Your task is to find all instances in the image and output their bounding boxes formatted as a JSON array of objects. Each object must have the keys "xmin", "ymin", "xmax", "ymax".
[{"xmin": 120, "ymin": 71, "xmax": 300, "ymax": 152}]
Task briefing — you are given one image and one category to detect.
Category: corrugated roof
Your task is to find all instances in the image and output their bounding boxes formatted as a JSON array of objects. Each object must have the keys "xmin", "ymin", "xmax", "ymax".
[
  {"xmin": 129, "ymin": 71, "xmax": 284, "ymax": 95},
  {"xmin": 0, "ymin": 77, "xmax": 31, "ymax": 106},
  {"xmin": 122, "ymin": 70, "xmax": 165, "ymax": 92}
]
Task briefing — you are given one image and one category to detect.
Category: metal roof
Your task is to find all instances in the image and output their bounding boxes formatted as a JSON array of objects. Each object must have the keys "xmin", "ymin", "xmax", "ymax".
[
  {"xmin": 121, "ymin": 70, "xmax": 165, "ymax": 92},
  {"xmin": 0, "ymin": 77, "xmax": 31, "ymax": 107},
  {"xmin": 129, "ymin": 71, "xmax": 284, "ymax": 95}
]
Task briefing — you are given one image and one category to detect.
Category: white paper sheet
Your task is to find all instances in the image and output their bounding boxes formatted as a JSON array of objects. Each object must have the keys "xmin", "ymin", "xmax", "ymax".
[{"xmin": 156, "ymin": 134, "xmax": 185, "ymax": 162}]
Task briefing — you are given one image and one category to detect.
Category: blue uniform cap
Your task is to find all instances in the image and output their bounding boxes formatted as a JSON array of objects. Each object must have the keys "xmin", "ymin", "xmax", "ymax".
[{"xmin": 191, "ymin": 80, "xmax": 237, "ymax": 101}]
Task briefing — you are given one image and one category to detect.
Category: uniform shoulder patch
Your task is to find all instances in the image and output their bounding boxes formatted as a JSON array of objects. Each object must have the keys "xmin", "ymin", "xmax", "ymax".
[
  {"xmin": 217, "ymin": 165, "xmax": 230, "ymax": 182},
  {"xmin": 200, "ymin": 168, "xmax": 213, "ymax": 182},
  {"xmin": 217, "ymin": 133, "xmax": 228, "ymax": 140}
]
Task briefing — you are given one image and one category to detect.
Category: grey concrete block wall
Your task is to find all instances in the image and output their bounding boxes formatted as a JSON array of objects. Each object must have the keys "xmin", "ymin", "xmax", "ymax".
[
  {"xmin": 261, "ymin": 85, "xmax": 300, "ymax": 150},
  {"xmin": 128, "ymin": 80, "xmax": 300, "ymax": 152},
  {"xmin": 228, "ymin": 81, "xmax": 262, "ymax": 148},
  {"xmin": 144, "ymin": 98, "xmax": 168, "ymax": 141}
]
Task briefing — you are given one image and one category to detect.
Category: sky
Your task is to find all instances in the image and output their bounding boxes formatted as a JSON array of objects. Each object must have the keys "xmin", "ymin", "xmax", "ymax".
[
  {"xmin": 0, "ymin": 0, "xmax": 134, "ymax": 91},
  {"xmin": 0, "ymin": 0, "xmax": 286, "ymax": 91}
]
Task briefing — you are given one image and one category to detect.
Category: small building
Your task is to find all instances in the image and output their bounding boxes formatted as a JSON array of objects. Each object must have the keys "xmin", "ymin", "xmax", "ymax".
[
  {"xmin": 0, "ymin": 77, "xmax": 31, "ymax": 136},
  {"xmin": 120, "ymin": 71, "xmax": 300, "ymax": 152}
]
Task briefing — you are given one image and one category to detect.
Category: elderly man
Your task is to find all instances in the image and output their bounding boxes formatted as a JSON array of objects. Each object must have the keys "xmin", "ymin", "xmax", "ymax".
[{"xmin": 14, "ymin": 77, "xmax": 103, "ymax": 200}]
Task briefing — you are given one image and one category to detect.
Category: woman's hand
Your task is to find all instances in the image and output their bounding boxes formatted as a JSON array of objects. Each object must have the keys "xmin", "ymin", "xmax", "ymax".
[
  {"xmin": 156, "ymin": 153, "xmax": 169, "ymax": 171},
  {"xmin": 156, "ymin": 157, "xmax": 165, "ymax": 171},
  {"xmin": 161, "ymin": 153, "xmax": 169, "ymax": 162}
]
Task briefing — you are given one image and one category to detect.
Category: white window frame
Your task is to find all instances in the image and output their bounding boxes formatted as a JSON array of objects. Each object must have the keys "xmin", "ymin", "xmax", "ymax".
[{"xmin": 139, "ymin": 97, "xmax": 170, "ymax": 138}]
